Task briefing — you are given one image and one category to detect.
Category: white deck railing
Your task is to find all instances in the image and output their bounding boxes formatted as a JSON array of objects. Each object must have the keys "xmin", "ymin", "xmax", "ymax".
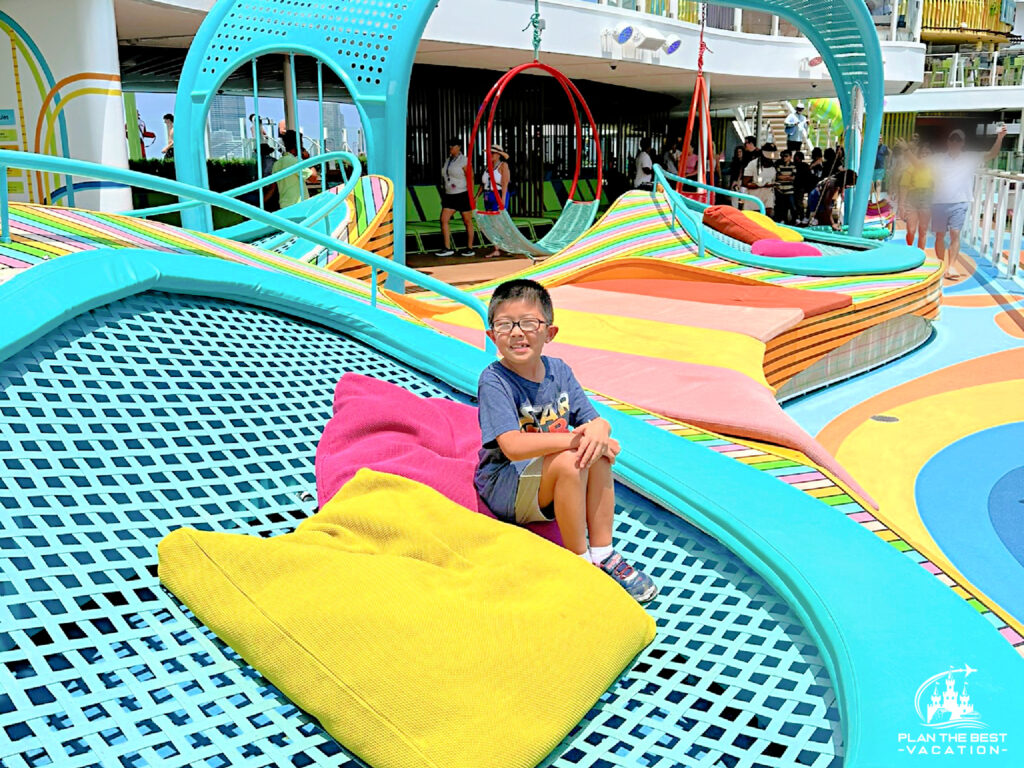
[{"xmin": 965, "ymin": 170, "xmax": 1024, "ymax": 283}]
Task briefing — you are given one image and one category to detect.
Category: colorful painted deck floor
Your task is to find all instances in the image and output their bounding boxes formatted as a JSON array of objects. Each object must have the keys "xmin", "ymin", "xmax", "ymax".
[{"xmin": 789, "ymin": 238, "xmax": 1024, "ymax": 651}]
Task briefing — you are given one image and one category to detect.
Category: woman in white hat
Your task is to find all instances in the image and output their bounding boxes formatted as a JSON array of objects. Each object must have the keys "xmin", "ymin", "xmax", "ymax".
[{"xmin": 481, "ymin": 144, "xmax": 510, "ymax": 257}]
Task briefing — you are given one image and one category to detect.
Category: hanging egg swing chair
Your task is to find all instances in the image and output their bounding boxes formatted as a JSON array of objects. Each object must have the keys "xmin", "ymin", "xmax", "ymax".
[{"xmin": 466, "ymin": 6, "xmax": 602, "ymax": 260}]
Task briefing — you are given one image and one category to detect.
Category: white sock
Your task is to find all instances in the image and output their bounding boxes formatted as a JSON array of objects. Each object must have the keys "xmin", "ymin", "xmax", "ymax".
[
  {"xmin": 590, "ymin": 544, "xmax": 614, "ymax": 565},
  {"xmin": 577, "ymin": 550, "xmax": 593, "ymax": 563}
]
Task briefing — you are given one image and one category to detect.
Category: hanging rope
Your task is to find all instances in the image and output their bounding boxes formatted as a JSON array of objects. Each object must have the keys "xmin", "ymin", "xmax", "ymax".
[
  {"xmin": 523, "ymin": 0, "xmax": 543, "ymax": 61},
  {"xmin": 696, "ymin": 3, "xmax": 711, "ymax": 75}
]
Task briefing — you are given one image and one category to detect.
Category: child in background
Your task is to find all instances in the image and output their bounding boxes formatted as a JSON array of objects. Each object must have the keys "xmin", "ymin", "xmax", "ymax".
[
  {"xmin": 474, "ymin": 279, "xmax": 658, "ymax": 603},
  {"xmin": 773, "ymin": 150, "xmax": 797, "ymax": 224}
]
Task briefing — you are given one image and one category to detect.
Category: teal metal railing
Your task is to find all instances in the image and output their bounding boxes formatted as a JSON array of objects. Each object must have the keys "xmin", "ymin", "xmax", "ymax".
[
  {"xmin": 0, "ymin": 150, "xmax": 494, "ymax": 351},
  {"xmin": 657, "ymin": 166, "xmax": 768, "ymax": 214},
  {"xmin": 652, "ymin": 164, "xmax": 705, "ymax": 259},
  {"xmin": 122, "ymin": 151, "xmax": 362, "ymax": 220}
]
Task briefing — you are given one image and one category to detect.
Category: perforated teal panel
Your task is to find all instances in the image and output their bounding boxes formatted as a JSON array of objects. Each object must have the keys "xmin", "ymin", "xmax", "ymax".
[{"xmin": 0, "ymin": 292, "xmax": 842, "ymax": 768}]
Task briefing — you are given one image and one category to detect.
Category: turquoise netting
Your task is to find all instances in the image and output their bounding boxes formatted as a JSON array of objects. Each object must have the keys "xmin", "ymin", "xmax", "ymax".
[
  {"xmin": 537, "ymin": 200, "xmax": 600, "ymax": 253},
  {"xmin": 0, "ymin": 292, "xmax": 842, "ymax": 767}
]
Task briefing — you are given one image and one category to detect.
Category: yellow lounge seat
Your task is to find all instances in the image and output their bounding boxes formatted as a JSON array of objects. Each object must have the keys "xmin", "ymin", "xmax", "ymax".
[{"xmin": 159, "ymin": 469, "xmax": 655, "ymax": 768}]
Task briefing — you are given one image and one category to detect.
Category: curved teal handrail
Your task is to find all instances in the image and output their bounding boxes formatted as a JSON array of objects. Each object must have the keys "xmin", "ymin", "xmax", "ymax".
[
  {"xmin": 122, "ymin": 151, "xmax": 362, "ymax": 219},
  {"xmin": 653, "ymin": 164, "xmax": 704, "ymax": 259},
  {"xmin": 659, "ymin": 167, "xmax": 766, "ymax": 215},
  {"xmin": 0, "ymin": 150, "xmax": 493, "ymax": 352}
]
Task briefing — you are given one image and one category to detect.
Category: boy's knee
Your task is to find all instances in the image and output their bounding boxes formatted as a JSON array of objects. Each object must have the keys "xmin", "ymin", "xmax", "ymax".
[{"xmin": 546, "ymin": 449, "xmax": 587, "ymax": 480}]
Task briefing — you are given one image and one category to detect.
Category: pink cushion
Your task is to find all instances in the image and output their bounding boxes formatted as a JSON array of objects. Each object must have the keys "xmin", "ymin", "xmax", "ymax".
[
  {"xmin": 316, "ymin": 373, "xmax": 563, "ymax": 545},
  {"xmin": 751, "ymin": 239, "xmax": 822, "ymax": 258}
]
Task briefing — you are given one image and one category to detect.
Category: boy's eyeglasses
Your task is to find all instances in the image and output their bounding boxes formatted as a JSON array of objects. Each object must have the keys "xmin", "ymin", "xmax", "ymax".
[{"xmin": 491, "ymin": 319, "xmax": 546, "ymax": 335}]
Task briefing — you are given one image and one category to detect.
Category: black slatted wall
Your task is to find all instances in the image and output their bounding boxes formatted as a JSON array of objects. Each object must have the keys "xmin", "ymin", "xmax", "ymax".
[{"xmin": 407, "ymin": 65, "xmax": 676, "ymax": 217}]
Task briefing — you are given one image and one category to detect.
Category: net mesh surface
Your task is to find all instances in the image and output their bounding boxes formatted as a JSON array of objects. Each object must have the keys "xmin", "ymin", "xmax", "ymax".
[
  {"xmin": 537, "ymin": 200, "xmax": 600, "ymax": 253},
  {"xmin": 0, "ymin": 291, "xmax": 842, "ymax": 768}
]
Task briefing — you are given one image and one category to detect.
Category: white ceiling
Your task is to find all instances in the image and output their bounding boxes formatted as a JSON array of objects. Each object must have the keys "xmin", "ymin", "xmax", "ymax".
[{"xmin": 111, "ymin": 0, "xmax": 914, "ymax": 105}]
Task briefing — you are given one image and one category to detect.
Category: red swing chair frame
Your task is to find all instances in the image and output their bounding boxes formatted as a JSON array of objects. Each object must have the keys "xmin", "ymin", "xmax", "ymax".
[{"xmin": 465, "ymin": 61, "xmax": 602, "ymax": 218}]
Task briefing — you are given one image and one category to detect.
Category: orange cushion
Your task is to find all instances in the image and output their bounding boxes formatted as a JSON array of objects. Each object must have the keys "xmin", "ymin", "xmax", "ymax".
[{"xmin": 702, "ymin": 205, "xmax": 780, "ymax": 245}]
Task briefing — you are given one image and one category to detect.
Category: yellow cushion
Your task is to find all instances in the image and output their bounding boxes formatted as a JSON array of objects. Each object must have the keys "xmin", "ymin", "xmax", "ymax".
[
  {"xmin": 159, "ymin": 469, "xmax": 656, "ymax": 768},
  {"xmin": 743, "ymin": 210, "xmax": 804, "ymax": 242}
]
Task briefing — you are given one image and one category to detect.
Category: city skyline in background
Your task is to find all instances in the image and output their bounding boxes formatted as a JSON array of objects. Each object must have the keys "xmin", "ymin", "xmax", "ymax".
[{"xmin": 133, "ymin": 92, "xmax": 364, "ymax": 159}]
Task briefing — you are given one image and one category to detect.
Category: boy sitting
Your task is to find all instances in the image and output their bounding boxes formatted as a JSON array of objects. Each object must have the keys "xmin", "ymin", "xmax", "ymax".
[{"xmin": 474, "ymin": 279, "xmax": 658, "ymax": 603}]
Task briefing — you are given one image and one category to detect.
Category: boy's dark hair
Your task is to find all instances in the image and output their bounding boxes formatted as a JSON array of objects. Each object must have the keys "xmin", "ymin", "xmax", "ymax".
[
  {"xmin": 744, "ymin": 135, "xmax": 756, "ymax": 146},
  {"xmin": 780, "ymin": 150, "xmax": 792, "ymax": 160},
  {"xmin": 163, "ymin": 113, "xmax": 174, "ymax": 122},
  {"xmin": 447, "ymin": 136, "xmax": 462, "ymax": 149},
  {"xmin": 794, "ymin": 151, "xmax": 805, "ymax": 162},
  {"xmin": 488, "ymin": 279, "xmax": 553, "ymax": 326}
]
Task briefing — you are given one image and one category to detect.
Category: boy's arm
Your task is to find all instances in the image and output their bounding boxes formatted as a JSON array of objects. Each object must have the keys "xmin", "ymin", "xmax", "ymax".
[{"xmin": 495, "ymin": 430, "xmax": 581, "ymax": 462}]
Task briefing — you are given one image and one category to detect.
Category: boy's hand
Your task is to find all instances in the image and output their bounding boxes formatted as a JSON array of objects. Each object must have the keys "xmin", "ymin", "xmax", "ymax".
[{"xmin": 576, "ymin": 420, "xmax": 612, "ymax": 469}]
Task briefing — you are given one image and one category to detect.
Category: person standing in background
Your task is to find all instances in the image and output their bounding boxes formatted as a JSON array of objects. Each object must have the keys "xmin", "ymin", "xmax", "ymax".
[
  {"xmin": 873, "ymin": 136, "xmax": 890, "ymax": 198},
  {"xmin": 161, "ymin": 114, "xmax": 174, "ymax": 159},
  {"xmin": 634, "ymin": 137, "xmax": 654, "ymax": 191},
  {"xmin": 793, "ymin": 150, "xmax": 812, "ymax": 225},
  {"xmin": 773, "ymin": 149, "xmax": 797, "ymax": 224},
  {"xmin": 436, "ymin": 137, "xmax": 476, "ymax": 258},
  {"xmin": 270, "ymin": 130, "xmax": 302, "ymax": 209},
  {"xmin": 742, "ymin": 143, "xmax": 777, "ymax": 218},
  {"xmin": 783, "ymin": 104, "xmax": 808, "ymax": 153}
]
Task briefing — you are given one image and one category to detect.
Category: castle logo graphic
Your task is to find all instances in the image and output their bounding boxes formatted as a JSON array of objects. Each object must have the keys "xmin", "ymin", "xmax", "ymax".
[{"xmin": 914, "ymin": 665, "xmax": 987, "ymax": 730}]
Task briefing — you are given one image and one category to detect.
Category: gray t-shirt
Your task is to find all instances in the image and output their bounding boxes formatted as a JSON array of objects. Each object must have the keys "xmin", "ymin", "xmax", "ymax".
[{"xmin": 474, "ymin": 356, "xmax": 599, "ymax": 517}]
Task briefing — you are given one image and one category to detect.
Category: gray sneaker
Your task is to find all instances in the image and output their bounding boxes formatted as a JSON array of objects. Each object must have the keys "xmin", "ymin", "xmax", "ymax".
[
  {"xmin": 436, "ymin": 249, "xmax": 455, "ymax": 257},
  {"xmin": 598, "ymin": 551, "xmax": 658, "ymax": 603},
  {"xmin": 459, "ymin": 249, "xmax": 476, "ymax": 257}
]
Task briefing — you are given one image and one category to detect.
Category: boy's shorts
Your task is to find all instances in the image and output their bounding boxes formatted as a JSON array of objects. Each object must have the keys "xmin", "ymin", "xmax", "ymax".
[{"xmin": 508, "ymin": 457, "xmax": 556, "ymax": 524}]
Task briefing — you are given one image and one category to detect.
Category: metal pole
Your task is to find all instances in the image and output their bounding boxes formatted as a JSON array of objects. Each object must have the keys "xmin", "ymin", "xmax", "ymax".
[
  {"xmin": 754, "ymin": 101, "xmax": 763, "ymax": 144},
  {"xmin": 1008, "ymin": 178, "xmax": 1023, "ymax": 277},
  {"xmin": 317, "ymin": 59, "xmax": 326, "ymax": 194},
  {"xmin": 288, "ymin": 53, "xmax": 305, "ymax": 201},
  {"xmin": 283, "ymin": 55, "xmax": 297, "ymax": 132},
  {"xmin": 993, "ymin": 174, "xmax": 1010, "ymax": 274},
  {"xmin": 252, "ymin": 58, "xmax": 265, "ymax": 211},
  {"xmin": 1, "ymin": 165, "xmax": 9, "ymax": 243},
  {"xmin": 980, "ymin": 173, "xmax": 996, "ymax": 260}
]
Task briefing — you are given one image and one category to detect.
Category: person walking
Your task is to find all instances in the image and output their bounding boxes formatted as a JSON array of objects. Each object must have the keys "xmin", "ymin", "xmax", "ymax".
[
  {"xmin": 900, "ymin": 142, "xmax": 933, "ymax": 249},
  {"xmin": 930, "ymin": 126, "xmax": 1007, "ymax": 280},
  {"xmin": 436, "ymin": 137, "xmax": 476, "ymax": 258},
  {"xmin": 783, "ymin": 103, "xmax": 809, "ymax": 153}
]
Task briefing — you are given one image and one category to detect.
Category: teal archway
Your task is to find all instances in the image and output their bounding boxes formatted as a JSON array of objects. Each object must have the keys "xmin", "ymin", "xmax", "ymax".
[
  {"xmin": 173, "ymin": 0, "xmax": 437, "ymax": 286},
  {"xmin": 173, "ymin": 0, "xmax": 883, "ymax": 277}
]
